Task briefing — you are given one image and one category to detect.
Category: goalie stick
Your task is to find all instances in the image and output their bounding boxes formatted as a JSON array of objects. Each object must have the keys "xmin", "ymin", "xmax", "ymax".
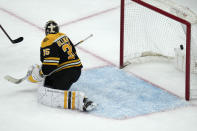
[
  {"xmin": 74, "ymin": 34, "xmax": 93, "ymax": 47},
  {"xmin": 4, "ymin": 34, "xmax": 93, "ymax": 84},
  {"xmin": 4, "ymin": 71, "xmax": 30, "ymax": 84},
  {"xmin": 0, "ymin": 25, "xmax": 23, "ymax": 44}
]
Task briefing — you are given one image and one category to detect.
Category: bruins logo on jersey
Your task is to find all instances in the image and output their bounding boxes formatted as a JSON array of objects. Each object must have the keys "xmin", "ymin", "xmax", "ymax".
[{"xmin": 43, "ymin": 38, "xmax": 49, "ymax": 42}]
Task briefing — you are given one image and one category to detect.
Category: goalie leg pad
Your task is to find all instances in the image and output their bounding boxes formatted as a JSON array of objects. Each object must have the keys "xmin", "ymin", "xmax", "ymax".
[{"xmin": 37, "ymin": 86, "xmax": 86, "ymax": 111}]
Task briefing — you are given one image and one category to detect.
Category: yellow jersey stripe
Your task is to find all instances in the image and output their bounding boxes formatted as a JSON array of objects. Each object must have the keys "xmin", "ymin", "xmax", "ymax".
[
  {"xmin": 57, "ymin": 63, "xmax": 82, "ymax": 72},
  {"xmin": 42, "ymin": 62, "xmax": 58, "ymax": 66},
  {"xmin": 58, "ymin": 59, "xmax": 81, "ymax": 67},
  {"xmin": 45, "ymin": 57, "xmax": 60, "ymax": 60}
]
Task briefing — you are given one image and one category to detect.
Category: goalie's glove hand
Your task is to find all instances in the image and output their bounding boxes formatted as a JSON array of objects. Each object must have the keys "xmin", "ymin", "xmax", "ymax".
[{"xmin": 27, "ymin": 64, "xmax": 44, "ymax": 83}]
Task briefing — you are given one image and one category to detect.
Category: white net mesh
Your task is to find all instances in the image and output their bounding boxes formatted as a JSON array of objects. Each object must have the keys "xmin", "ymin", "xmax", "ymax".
[
  {"xmin": 122, "ymin": 0, "xmax": 197, "ymax": 99},
  {"xmin": 124, "ymin": 0, "xmax": 197, "ymax": 73}
]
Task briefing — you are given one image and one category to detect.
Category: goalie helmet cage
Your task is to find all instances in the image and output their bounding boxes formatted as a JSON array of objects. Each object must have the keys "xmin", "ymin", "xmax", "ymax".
[{"xmin": 120, "ymin": 0, "xmax": 197, "ymax": 101}]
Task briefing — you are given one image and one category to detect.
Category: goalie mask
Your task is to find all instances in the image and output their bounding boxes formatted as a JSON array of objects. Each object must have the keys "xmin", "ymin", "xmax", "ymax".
[{"xmin": 45, "ymin": 20, "xmax": 59, "ymax": 35}]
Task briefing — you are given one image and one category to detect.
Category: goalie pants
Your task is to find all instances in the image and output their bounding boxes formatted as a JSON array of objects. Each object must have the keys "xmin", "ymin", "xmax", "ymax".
[{"xmin": 44, "ymin": 67, "xmax": 82, "ymax": 90}]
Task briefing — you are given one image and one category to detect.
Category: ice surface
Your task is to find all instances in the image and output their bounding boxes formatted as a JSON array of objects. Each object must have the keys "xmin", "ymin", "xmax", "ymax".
[
  {"xmin": 0, "ymin": 0, "xmax": 197, "ymax": 131},
  {"xmin": 71, "ymin": 66, "xmax": 190, "ymax": 119}
]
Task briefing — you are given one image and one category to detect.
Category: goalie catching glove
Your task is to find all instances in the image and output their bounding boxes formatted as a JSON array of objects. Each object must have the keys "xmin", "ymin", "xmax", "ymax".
[{"xmin": 27, "ymin": 64, "xmax": 44, "ymax": 83}]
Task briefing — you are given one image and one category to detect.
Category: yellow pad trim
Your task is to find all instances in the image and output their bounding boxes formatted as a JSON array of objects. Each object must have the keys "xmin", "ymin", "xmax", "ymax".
[
  {"xmin": 72, "ymin": 92, "xmax": 76, "ymax": 109},
  {"xmin": 64, "ymin": 91, "xmax": 68, "ymax": 109}
]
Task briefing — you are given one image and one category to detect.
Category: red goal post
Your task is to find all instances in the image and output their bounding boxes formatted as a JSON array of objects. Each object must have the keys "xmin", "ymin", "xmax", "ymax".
[{"xmin": 120, "ymin": 0, "xmax": 197, "ymax": 100}]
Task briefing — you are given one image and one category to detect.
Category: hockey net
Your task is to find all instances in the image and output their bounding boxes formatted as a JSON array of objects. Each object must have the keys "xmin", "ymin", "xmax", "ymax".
[{"xmin": 120, "ymin": 0, "xmax": 197, "ymax": 100}]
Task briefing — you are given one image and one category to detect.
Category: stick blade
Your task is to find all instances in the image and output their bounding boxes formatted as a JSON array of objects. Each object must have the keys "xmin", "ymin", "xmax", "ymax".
[
  {"xmin": 12, "ymin": 37, "xmax": 23, "ymax": 44},
  {"xmin": 4, "ymin": 75, "xmax": 23, "ymax": 84}
]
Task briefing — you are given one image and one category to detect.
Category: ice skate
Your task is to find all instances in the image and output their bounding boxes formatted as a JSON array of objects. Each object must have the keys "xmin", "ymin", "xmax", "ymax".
[{"xmin": 83, "ymin": 98, "xmax": 97, "ymax": 112}]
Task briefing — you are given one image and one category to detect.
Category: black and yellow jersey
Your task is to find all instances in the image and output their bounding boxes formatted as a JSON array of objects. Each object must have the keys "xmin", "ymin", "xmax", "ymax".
[{"xmin": 40, "ymin": 33, "xmax": 82, "ymax": 75}]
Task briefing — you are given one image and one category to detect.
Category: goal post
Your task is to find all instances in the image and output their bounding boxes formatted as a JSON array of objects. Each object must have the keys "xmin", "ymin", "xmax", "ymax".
[{"xmin": 120, "ymin": 0, "xmax": 197, "ymax": 100}]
